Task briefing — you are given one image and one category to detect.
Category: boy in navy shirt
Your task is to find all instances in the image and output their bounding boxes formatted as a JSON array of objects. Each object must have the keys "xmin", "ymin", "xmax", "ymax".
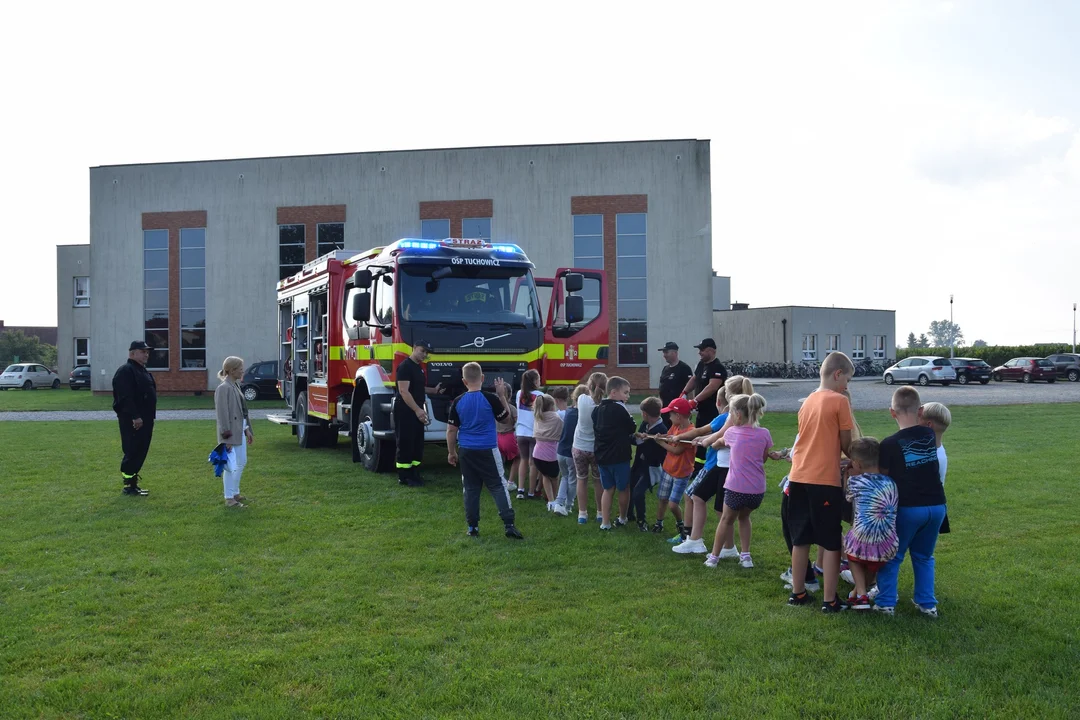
[
  {"xmin": 628, "ymin": 396, "xmax": 667, "ymax": 531},
  {"xmin": 447, "ymin": 362, "xmax": 524, "ymax": 539}
]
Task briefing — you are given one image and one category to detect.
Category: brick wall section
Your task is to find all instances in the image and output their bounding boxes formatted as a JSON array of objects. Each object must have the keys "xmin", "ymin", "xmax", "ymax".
[
  {"xmin": 142, "ymin": 211, "xmax": 208, "ymax": 393},
  {"xmin": 277, "ymin": 205, "xmax": 347, "ymax": 262},
  {"xmin": 419, "ymin": 199, "xmax": 493, "ymax": 238},
  {"xmin": 569, "ymin": 195, "xmax": 652, "ymax": 390}
]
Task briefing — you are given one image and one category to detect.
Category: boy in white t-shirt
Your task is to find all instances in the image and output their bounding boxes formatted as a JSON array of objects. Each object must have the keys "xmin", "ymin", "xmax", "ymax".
[{"xmin": 921, "ymin": 401, "xmax": 952, "ymax": 534}]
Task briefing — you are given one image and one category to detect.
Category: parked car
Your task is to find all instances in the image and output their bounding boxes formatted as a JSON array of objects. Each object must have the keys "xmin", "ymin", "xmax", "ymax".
[
  {"xmin": 992, "ymin": 357, "xmax": 1057, "ymax": 383},
  {"xmin": 883, "ymin": 356, "xmax": 957, "ymax": 386},
  {"xmin": 69, "ymin": 365, "xmax": 92, "ymax": 390},
  {"xmin": 1043, "ymin": 353, "xmax": 1080, "ymax": 382},
  {"xmin": 0, "ymin": 363, "xmax": 61, "ymax": 390},
  {"xmin": 241, "ymin": 360, "xmax": 279, "ymax": 401},
  {"xmin": 949, "ymin": 358, "xmax": 992, "ymax": 385}
]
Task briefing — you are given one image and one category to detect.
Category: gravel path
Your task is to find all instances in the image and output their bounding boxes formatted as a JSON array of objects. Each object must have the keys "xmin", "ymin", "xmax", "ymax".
[{"xmin": 1, "ymin": 379, "xmax": 1076, "ymax": 422}]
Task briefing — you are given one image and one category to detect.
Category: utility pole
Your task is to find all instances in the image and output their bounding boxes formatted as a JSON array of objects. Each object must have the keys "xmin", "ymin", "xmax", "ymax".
[
  {"xmin": 1073, "ymin": 303, "xmax": 1076, "ymax": 354},
  {"xmin": 950, "ymin": 294, "xmax": 954, "ymax": 358}
]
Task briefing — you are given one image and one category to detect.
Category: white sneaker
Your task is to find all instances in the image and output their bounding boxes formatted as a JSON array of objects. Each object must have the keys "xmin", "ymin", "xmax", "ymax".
[
  {"xmin": 718, "ymin": 546, "xmax": 740, "ymax": 560},
  {"xmin": 912, "ymin": 600, "xmax": 939, "ymax": 618},
  {"xmin": 546, "ymin": 501, "xmax": 555, "ymax": 512},
  {"xmin": 552, "ymin": 503, "xmax": 569, "ymax": 516},
  {"xmin": 739, "ymin": 553, "xmax": 754, "ymax": 569},
  {"xmin": 867, "ymin": 584, "xmax": 880, "ymax": 600},
  {"xmin": 780, "ymin": 567, "xmax": 793, "ymax": 583},
  {"xmin": 704, "ymin": 554, "xmax": 719, "ymax": 568},
  {"xmin": 673, "ymin": 538, "xmax": 708, "ymax": 554},
  {"xmin": 840, "ymin": 568, "xmax": 855, "ymax": 585}
]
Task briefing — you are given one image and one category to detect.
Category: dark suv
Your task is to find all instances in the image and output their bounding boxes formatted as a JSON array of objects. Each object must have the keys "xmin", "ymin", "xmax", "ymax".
[
  {"xmin": 241, "ymin": 360, "xmax": 279, "ymax": 401},
  {"xmin": 949, "ymin": 358, "xmax": 992, "ymax": 385},
  {"xmin": 68, "ymin": 365, "xmax": 91, "ymax": 390},
  {"xmin": 1044, "ymin": 353, "xmax": 1080, "ymax": 382}
]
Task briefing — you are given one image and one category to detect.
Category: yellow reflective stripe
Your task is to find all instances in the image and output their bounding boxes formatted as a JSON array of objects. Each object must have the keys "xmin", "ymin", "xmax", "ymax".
[
  {"xmin": 329, "ymin": 346, "xmax": 345, "ymax": 360},
  {"xmin": 545, "ymin": 380, "xmax": 579, "ymax": 385},
  {"xmin": 342, "ymin": 377, "xmax": 354, "ymax": 385},
  {"xmin": 541, "ymin": 343, "xmax": 606, "ymax": 360},
  {"xmin": 309, "ymin": 409, "xmax": 332, "ymax": 420}
]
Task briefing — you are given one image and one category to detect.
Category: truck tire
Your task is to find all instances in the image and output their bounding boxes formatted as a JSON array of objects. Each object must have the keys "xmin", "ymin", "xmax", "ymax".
[
  {"xmin": 355, "ymin": 398, "xmax": 394, "ymax": 473},
  {"xmin": 297, "ymin": 391, "xmax": 317, "ymax": 449}
]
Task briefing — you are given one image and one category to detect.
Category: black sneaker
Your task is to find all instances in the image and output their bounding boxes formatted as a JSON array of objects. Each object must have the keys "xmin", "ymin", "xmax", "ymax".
[
  {"xmin": 821, "ymin": 598, "xmax": 848, "ymax": 614},
  {"xmin": 406, "ymin": 478, "xmax": 424, "ymax": 488},
  {"xmin": 467, "ymin": 526, "xmax": 479, "ymax": 537},
  {"xmin": 650, "ymin": 521, "xmax": 664, "ymax": 534},
  {"xmin": 787, "ymin": 591, "xmax": 815, "ymax": 607},
  {"xmin": 504, "ymin": 525, "xmax": 524, "ymax": 540},
  {"xmin": 637, "ymin": 520, "xmax": 649, "ymax": 532},
  {"xmin": 614, "ymin": 518, "xmax": 627, "ymax": 528},
  {"xmin": 121, "ymin": 486, "xmax": 148, "ymax": 496}
]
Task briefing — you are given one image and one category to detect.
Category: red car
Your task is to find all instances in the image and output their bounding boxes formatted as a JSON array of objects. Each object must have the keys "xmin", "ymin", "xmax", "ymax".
[{"xmin": 992, "ymin": 357, "xmax": 1057, "ymax": 384}]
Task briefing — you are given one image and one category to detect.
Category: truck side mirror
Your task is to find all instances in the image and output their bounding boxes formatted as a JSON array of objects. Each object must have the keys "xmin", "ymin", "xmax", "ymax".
[
  {"xmin": 352, "ymin": 269, "xmax": 373, "ymax": 289},
  {"xmin": 565, "ymin": 295, "xmax": 584, "ymax": 324},
  {"xmin": 564, "ymin": 272, "xmax": 584, "ymax": 293},
  {"xmin": 351, "ymin": 291, "xmax": 371, "ymax": 322}
]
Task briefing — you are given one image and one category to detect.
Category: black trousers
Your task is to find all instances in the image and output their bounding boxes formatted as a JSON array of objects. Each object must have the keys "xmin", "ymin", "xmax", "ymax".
[
  {"xmin": 460, "ymin": 447, "xmax": 515, "ymax": 528},
  {"xmin": 117, "ymin": 416, "xmax": 154, "ymax": 479},
  {"xmin": 628, "ymin": 459, "xmax": 652, "ymax": 521},
  {"xmin": 394, "ymin": 407, "xmax": 425, "ymax": 478}
]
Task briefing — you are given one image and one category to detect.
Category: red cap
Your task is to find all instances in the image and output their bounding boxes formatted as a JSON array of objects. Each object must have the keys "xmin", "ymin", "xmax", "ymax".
[{"xmin": 662, "ymin": 398, "xmax": 693, "ymax": 416}]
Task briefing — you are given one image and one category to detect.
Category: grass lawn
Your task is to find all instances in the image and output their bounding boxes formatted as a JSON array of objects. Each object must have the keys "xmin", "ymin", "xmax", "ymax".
[
  {"xmin": 0, "ymin": 389, "xmax": 285, "ymax": 412},
  {"xmin": 1, "ymin": 405, "xmax": 1077, "ymax": 718}
]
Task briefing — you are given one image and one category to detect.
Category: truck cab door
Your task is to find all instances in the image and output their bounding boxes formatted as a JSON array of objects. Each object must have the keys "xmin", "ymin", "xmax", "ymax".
[{"xmin": 540, "ymin": 268, "xmax": 608, "ymax": 387}]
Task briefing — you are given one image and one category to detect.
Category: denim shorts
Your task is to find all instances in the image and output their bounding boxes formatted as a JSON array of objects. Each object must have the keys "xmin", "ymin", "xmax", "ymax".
[
  {"xmin": 598, "ymin": 462, "xmax": 631, "ymax": 491},
  {"xmin": 657, "ymin": 470, "xmax": 691, "ymax": 503}
]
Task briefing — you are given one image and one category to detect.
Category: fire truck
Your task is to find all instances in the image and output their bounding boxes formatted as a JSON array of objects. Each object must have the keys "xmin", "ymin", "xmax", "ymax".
[{"xmin": 269, "ymin": 238, "xmax": 609, "ymax": 472}]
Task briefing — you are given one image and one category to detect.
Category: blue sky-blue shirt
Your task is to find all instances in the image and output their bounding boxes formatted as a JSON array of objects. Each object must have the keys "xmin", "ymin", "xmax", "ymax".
[{"xmin": 447, "ymin": 391, "xmax": 509, "ymax": 450}]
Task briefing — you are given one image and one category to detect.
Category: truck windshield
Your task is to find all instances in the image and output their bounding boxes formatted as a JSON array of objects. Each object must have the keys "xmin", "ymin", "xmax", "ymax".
[{"xmin": 398, "ymin": 264, "xmax": 542, "ymax": 327}]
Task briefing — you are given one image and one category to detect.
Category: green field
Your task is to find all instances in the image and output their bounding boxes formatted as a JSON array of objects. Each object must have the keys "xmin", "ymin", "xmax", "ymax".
[
  {"xmin": 0, "ymin": 389, "xmax": 285, "ymax": 412},
  {"xmin": 1, "ymin": 405, "xmax": 1077, "ymax": 718}
]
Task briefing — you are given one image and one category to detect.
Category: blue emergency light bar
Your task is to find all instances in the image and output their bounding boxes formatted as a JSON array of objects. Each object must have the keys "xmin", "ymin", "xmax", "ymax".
[{"xmin": 393, "ymin": 238, "xmax": 525, "ymax": 255}]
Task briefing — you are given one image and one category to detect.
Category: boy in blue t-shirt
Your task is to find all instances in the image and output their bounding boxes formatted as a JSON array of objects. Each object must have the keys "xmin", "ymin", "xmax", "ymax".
[{"xmin": 446, "ymin": 363, "xmax": 523, "ymax": 539}]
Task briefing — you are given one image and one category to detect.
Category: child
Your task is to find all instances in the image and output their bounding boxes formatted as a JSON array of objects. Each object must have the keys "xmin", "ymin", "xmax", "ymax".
[
  {"xmin": 513, "ymin": 370, "xmax": 543, "ymax": 500},
  {"xmin": 674, "ymin": 375, "xmax": 753, "ymax": 555},
  {"xmin": 650, "ymin": 398, "xmax": 696, "ymax": 539},
  {"xmin": 495, "ymin": 378, "xmax": 518, "ymax": 488},
  {"xmin": 445, "ymin": 363, "xmax": 523, "ymax": 539},
  {"xmin": 553, "ymin": 385, "xmax": 586, "ymax": 517},
  {"xmin": 874, "ymin": 387, "xmax": 946, "ymax": 617},
  {"xmin": 629, "ymin": 396, "xmax": 667, "ymax": 531},
  {"xmin": 842, "ymin": 437, "xmax": 898, "ymax": 611},
  {"xmin": 573, "ymin": 372, "xmax": 608, "ymax": 524},
  {"xmin": 705, "ymin": 393, "xmax": 772, "ymax": 569},
  {"xmin": 532, "ymin": 394, "xmax": 564, "ymax": 509},
  {"xmin": 921, "ymin": 401, "xmax": 952, "ymax": 534},
  {"xmin": 551, "ymin": 385, "xmax": 570, "ymax": 415},
  {"xmin": 592, "ymin": 376, "xmax": 637, "ymax": 530},
  {"xmin": 786, "ymin": 352, "xmax": 855, "ymax": 612}
]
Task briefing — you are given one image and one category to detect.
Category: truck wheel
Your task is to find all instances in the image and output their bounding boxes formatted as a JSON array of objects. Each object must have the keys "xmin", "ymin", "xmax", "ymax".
[
  {"xmin": 297, "ymin": 391, "xmax": 317, "ymax": 448},
  {"xmin": 356, "ymin": 399, "xmax": 394, "ymax": 473}
]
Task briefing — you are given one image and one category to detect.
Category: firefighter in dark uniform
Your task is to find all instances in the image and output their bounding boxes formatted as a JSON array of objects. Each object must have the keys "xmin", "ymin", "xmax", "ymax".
[
  {"xmin": 680, "ymin": 338, "xmax": 728, "ymax": 467},
  {"xmin": 394, "ymin": 339, "xmax": 443, "ymax": 487},
  {"xmin": 112, "ymin": 340, "xmax": 158, "ymax": 496},
  {"xmin": 657, "ymin": 341, "xmax": 693, "ymax": 426}
]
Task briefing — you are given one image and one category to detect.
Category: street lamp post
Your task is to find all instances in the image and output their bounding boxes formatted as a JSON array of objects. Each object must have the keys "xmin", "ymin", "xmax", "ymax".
[
  {"xmin": 1073, "ymin": 303, "xmax": 1076, "ymax": 354},
  {"xmin": 950, "ymin": 294, "xmax": 954, "ymax": 358}
]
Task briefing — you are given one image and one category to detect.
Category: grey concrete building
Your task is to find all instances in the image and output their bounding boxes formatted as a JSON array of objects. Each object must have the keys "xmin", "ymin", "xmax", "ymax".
[
  {"xmin": 84, "ymin": 140, "xmax": 713, "ymax": 393},
  {"xmin": 56, "ymin": 245, "xmax": 91, "ymax": 372},
  {"xmin": 713, "ymin": 306, "xmax": 896, "ymax": 364}
]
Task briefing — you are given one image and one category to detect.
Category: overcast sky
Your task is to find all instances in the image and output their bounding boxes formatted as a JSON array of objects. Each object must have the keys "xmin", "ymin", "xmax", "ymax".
[{"xmin": 1, "ymin": 0, "xmax": 1077, "ymax": 346}]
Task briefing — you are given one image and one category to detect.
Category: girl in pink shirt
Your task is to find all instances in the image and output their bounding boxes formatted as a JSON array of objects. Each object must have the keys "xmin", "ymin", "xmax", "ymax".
[{"xmin": 709, "ymin": 393, "xmax": 772, "ymax": 569}]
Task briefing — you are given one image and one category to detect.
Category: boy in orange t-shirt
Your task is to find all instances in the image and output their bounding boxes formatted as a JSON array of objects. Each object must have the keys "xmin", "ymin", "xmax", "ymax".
[{"xmin": 786, "ymin": 352, "xmax": 855, "ymax": 612}]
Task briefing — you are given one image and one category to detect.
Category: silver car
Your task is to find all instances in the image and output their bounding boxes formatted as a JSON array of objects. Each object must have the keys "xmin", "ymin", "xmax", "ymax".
[
  {"xmin": 0, "ymin": 363, "xmax": 62, "ymax": 390},
  {"xmin": 883, "ymin": 356, "xmax": 957, "ymax": 387}
]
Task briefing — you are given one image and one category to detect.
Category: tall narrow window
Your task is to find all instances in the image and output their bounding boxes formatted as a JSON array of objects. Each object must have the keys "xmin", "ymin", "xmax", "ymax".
[
  {"xmin": 874, "ymin": 335, "xmax": 887, "ymax": 359},
  {"xmin": 802, "ymin": 334, "xmax": 817, "ymax": 360},
  {"xmin": 461, "ymin": 217, "xmax": 491, "ymax": 240},
  {"xmin": 852, "ymin": 335, "xmax": 866, "ymax": 360},
  {"xmin": 616, "ymin": 213, "xmax": 647, "ymax": 366},
  {"xmin": 180, "ymin": 228, "xmax": 206, "ymax": 369},
  {"xmin": 572, "ymin": 214, "xmax": 603, "ymax": 322},
  {"xmin": 317, "ymin": 222, "xmax": 345, "ymax": 256},
  {"xmin": 421, "ymin": 219, "xmax": 450, "ymax": 240},
  {"xmin": 143, "ymin": 229, "xmax": 169, "ymax": 369},
  {"xmin": 74, "ymin": 338, "xmax": 89, "ymax": 366},
  {"xmin": 826, "ymin": 334, "xmax": 840, "ymax": 353},
  {"xmin": 279, "ymin": 224, "xmax": 305, "ymax": 280},
  {"xmin": 73, "ymin": 276, "xmax": 89, "ymax": 307}
]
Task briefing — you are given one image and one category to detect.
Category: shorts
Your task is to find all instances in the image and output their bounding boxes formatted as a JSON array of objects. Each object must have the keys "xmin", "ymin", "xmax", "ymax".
[
  {"xmin": 516, "ymin": 436, "xmax": 536, "ymax": 461},
  {"xmin": 598, "ymin": 462, "xmax": 631, "ymax": 491},
  {"xmin": 846, "ymin": 556, "xmax": 886, "ymax": 573},
  {"xmin": 689, "ymin": 466, "xmax": 728, "ymax": 510},
  {"xmin": 533, "ymin": 457, "xmax": 560, "ymax": 479},
  {"xmin": 498, "ymin": 432, "xmax": 519, "ymax": 462},
  {"xmin": 657, "ymin": 470, "xmax": 691, "ymax": 503},
  {"xmin": 572, "ymin": 448, "xmax": 598, "ymax": 482},
  {"xmin": 787, "ymin": 481, "xmax": 844, "ymax": 552},
  {"xmin": 723, "ymin": 489, "xmax": 765, "ymax": 511}
]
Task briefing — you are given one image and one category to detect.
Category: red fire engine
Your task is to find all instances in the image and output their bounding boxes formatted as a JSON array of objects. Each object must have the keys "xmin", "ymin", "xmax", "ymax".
[{"xmin": 270, "ymin": 238, "xmax": 609, "ymax": 472}]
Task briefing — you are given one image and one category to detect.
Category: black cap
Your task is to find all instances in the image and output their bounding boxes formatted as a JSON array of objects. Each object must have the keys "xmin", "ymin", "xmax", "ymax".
[
  {"xmin": 657, "ymin": 342, "xmax": 679, "ymax": 352},
  {"xmin": 129, "ymin": 340, "xmax": 150, "ymax": 351},
  {"xmin": 414, "ymin": 339, "xmax": 434, "ymax": 352},
  {"xmin": 694, "ymin": 338, "xmax": 717, "ymax": 350}
]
